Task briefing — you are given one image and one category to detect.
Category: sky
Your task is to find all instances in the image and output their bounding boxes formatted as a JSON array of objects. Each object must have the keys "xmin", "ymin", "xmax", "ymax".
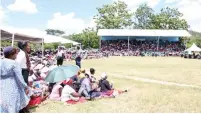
[{"xmin": 0, "ymin": 0, "xmax": 201, "ymax": 35}]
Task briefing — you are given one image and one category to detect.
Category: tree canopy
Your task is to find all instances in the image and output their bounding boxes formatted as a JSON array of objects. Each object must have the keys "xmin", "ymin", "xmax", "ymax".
[
  {"xmin": 65, "ymin": 28, "xmax": 99, "ymax": 49},
  {"xmin": 134, "ymin": 4, "xmax": 154, "ymax": 29},
  {"xmin": 94, "ymin": 0, "xmax": 133, "ymax": 29}
]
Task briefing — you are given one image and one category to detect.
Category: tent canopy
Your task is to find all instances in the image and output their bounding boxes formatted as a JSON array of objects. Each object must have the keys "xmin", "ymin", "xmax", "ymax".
[
  {"xmin": 1, "ymin": 28, "xmax": 43, "ymax": 43},
  {"xmin": 1, "ymin": 27, "xmax": 80, "ymax": 45},
  {"xmin": 98, "ymin": 29, "xmax": 191, "ymax": 37},
  {"xmin": 44, "ymin": 35, "xmax": 80, "ymax": 45},
  {"xmin": 185, "ymin": 43, "xmax": 201, "ymax": 52}
]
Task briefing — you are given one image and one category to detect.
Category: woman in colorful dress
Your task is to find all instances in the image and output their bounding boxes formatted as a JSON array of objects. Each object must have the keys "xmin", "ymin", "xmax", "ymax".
[{"xmin": 0, "ymin": 46, "xmax": 30, "ymax": 113}]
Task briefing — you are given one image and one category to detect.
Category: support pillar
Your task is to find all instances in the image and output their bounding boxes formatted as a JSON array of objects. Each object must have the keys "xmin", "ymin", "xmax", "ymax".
[
  {"xmin": 128, "ymin": 36, "xmax": 130, "ymax": 51},
  {"xmin": 157, "ymin": 36, "xmax": 160, "ymax": 52},
  {"xmin": 11, "ymin": 33, "xmax": 15, "ymax": 46}
]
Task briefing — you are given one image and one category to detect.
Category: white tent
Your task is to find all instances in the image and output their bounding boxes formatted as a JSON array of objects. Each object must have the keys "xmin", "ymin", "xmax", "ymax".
[
  {"xmin": 0, "ymin": 26, "xmax": 81, "ymax": 45},
  {"xmin": 0, "ymin": 27, "xmax": 44, "ymax": 44},
  {"xmin": 185, "ymin": 43, "xmax": 201, "ymax": 52},
  {"xmin": 44, "ymin": 35, "xmax": 80, "ymax": 45}
]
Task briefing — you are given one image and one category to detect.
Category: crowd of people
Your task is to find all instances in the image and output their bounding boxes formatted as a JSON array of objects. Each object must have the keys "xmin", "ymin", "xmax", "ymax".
[
  {"xmin": 1, "ymin": 39, "xmax": 201, "ymax": 113},
  {"xmin": 101, "ymin": 40, "xmax": 186, "ymax": 57},
  {"xmin": 0, "ymin": 42, "xmax": 127, "ymax": 113}
]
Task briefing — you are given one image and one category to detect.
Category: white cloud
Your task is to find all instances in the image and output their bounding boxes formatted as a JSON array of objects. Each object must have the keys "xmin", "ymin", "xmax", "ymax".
[
  {"xmin": 114, "ymin": 0, "xmax": 161, "ymax": 11},
  {"xmin": 7, "ymin": 0, "xmax": 37, "ymax": 14},
  {"xmin": 47, "ymin": 12, "xmax": 96, "ymax": 35},
  {"xmin": 165, "ymin": 0, "xmax": 201, "ymax": 32},
  {"xmin": 86, "ymin": 17, "xmax": 97, "ymax": 29},
  {"xmin": 0, "ymin": 7, "xmax": 5, "ymax": 25}
]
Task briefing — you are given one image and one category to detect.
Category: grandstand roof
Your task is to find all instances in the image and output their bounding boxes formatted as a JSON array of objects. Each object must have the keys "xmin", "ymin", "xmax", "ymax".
[{"xmin": 98, "ymin": 29, "xmax": 191, "ymax": 37}]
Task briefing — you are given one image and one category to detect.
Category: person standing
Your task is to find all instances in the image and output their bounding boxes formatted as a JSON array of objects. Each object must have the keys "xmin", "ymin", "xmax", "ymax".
[
  {"xmin": 56, "ymin": 47, "xmax": 64, "ymax": 66},
  {"xmin": 0, "ymin": 46, "xmax": 30, "ymax": 113},
  {"xmin": 16, "ymin": 41, "xmax": 31, "ymax": 85},
  {"xmin": 75, "ymin": 46, "xmax": 82, "ymax": 68}
]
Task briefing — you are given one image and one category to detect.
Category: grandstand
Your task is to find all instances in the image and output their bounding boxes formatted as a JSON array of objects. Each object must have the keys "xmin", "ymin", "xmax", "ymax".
[{"xmin": 97, "ymin": 29, "xmax": 191, "ymax": 56}]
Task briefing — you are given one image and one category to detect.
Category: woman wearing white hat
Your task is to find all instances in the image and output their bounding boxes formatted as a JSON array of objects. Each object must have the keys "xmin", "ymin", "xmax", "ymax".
[
  {"xmin": 99, "ymin": 73, "xmax": 113, "ymax": 92},
  {"xmin": 99, "ymin": 73, "xmax": 128, "ymax": 97}
]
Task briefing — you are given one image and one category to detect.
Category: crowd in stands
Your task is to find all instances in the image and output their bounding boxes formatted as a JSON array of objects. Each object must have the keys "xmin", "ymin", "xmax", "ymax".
[
  {"xmin": 1, "ymin": 39, "xmax": 201, "ymax": 60},
  {"xmin": 101, "ymin": 40, "xmax": 186, "ymax": 57}
]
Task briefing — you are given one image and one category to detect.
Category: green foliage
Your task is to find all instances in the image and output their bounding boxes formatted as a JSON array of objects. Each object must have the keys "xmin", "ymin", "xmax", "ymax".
[
  {"xmin": 46, "ymin": 29, "xmax": 65, "ymax": 36},
  {"xmin": 62, "ymin": 43, "xmax": 72, "ymax": 48},
  {"xmin": 149, "ymin": 7, "xmax": 189, "ymax": 29},
  {"xmin": 44, "ymin": 43, "xmax": 54, "ymax": 49},
  {"xmin": 67, "ymin": 28, "xmax": 99, "ymax": 49},
  {"xmin": 134, "ymin": 5, "xmax": 189, "ymax": 30},
  {"xmin": 94, "ymin": 0, "xmax": 133, "ymax": 29},
  {"xmin": 134, "ymin": 4, "xmax": 154, "ymax": 29},
  {"xmin": 187, "ymin": 31, "xmax": 201, "ymax": 47},
  {"xmin": 44, "ymin": 42, "xmax": 61, "ymax": 49},
  {"xmin": 1, "ymin": 41, "xmax": 12, "ymax": 47}
]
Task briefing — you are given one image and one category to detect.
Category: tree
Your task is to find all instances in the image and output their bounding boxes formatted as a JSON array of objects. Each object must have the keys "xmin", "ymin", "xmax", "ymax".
[
  {"xmin": 82, "ymin": 28, "xmax": 99, "ymax": 49},
  {"xmin": 45, "ymin": 29, "xmax": 65, "ymax": 36},
  {"xmin": 67, "ymin": 28, "xmax": 99, "ymax": 49},
  {"xmin": 44, "ymin": 43, "xmax": 54, "ymax": 49},
  {"xmin": 94, "ymin": 0, "xmax": 133, "ymax": 29},
  {"xmin": 149, "ymin": 7, "xmax": 189, "ymax": 29},
  {"xmin": 134, "ymin": 4, "xmax": 154, "ymax": 29},
  {"xmin": 1, "ymin": 41, "xmax": 12, "ymax": 47},
  {"xmin": 187, "ymin": 31, "xmax": 201, "ymax": 48}
]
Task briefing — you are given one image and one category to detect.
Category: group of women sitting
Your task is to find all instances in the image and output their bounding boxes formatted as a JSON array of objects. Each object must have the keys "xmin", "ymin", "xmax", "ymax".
[
  {"xmin": 48, "ymin": 68, "xmax": 128, "ymax": 104},
  {"xmin": 26, "ymin": 65, "xmax": 128, "ymax": 107}
]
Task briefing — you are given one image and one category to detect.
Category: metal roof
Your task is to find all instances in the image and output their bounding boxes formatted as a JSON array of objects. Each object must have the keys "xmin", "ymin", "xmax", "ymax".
[{"xmin": 98, "ymin": 29, "xmax": 191, "ymax": 37}]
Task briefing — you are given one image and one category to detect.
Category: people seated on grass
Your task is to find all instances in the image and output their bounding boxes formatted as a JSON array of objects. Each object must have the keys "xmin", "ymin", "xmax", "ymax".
[
  {"xmin": 89, "ymin": 68, "xmax": 96, "ymax": 82},
  {"xmin": 70, "ymin": 69, "xmax": 86, "ymax": 92},
  {"xmin": 28, "ymin": 80, "xmax": 49, "ymax": 108},
  {"xmin": 99, "ymin": 73, "xmax": 128, "ymax": 97},
  {"xmin": 99, "ymin": 73, "xmax": 113, "ymax": 93},
  {"xmin": 88, "ymin": 68, "xmax": 102, "ymax": 99},
  {"xmin": 78, "ymin": 71, "xmax": 92, "ymax": 99},
  {"xmin": 61, "ymin": 79, "xmax": 86, "ymax": 104},
  {"xmin": 89, "ymin": 81, "xmax": 101, "ymax": 100},
  {"xmin": 78, "ymin": 69, "xmax": 102, "ymax": 100},
  {"xmin": 49, "ymin": 82, "xmax": 64, "ymax": 101}
]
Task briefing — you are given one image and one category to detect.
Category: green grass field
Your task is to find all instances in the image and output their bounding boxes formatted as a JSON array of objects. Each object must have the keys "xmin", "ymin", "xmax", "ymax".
[{"xmin": 32, "ymin": 57, "xmax": 201, "ymax": 113}]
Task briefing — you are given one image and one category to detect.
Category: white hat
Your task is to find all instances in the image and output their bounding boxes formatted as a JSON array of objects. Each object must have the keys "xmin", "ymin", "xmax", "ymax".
[{"xmin": 101, "ymin": 72, "xmax": 107, "ymax": 79}]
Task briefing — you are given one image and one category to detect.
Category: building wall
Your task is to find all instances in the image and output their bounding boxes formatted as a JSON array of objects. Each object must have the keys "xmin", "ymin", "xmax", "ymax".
[{"xmin": 101, "ymin": 36, "xmax": 179, "ymax": 42}]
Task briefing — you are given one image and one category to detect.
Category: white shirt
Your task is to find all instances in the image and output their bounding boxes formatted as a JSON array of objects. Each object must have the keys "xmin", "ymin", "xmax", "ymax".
[
  {"xmin": 61, "ymin": 85, "xmax": 79, "ymax": 102},
  {"xmin": 57, "ymin": 50, "xmax": 64, "ymax": 57},
  {"xmin": 16, "ymin": 50, "xmax": 27, "ymax": 69}
]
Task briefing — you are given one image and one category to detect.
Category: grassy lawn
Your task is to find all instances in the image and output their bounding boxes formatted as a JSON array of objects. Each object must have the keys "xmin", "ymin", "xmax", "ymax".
[
  {"xmin": 80, "ymin": 57, "xmax": 201, "ymax": 86},
  {"xmin": 32, "ymin": 57, "xmax": 201, "ymax": 113}
]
